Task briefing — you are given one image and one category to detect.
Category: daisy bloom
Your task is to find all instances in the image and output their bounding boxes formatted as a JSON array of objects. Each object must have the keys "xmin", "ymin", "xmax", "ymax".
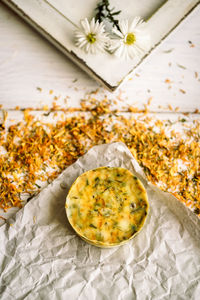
[
  {"xmin": 110, "ymin": 17, "xmax": 150, "ymax": 60},
  {"xmin": 74, "ymin": 18, "xmax": 109, "ymax": 54}
]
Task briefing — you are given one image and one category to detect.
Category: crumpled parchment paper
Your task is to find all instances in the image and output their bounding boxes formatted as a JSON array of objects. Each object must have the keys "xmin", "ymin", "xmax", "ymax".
[{"xmin": 0, "ymin": 142, "xmax": 200, "ymax": 300}]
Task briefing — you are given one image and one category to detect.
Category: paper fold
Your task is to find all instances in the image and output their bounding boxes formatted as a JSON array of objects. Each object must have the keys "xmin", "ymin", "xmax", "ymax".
[{"xmin": 0, "ymin": 142, "xmax": 199, "ymax": 300}]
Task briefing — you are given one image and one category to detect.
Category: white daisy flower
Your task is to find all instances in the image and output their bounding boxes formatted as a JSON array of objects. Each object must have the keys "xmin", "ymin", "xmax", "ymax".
[
  {"xmin": 74, "ymin": 18, "xmax": 109, "ymax": 54},
  {"xmin": 110, "ymin": 17, "xmax": 150, "ymax": 60}
]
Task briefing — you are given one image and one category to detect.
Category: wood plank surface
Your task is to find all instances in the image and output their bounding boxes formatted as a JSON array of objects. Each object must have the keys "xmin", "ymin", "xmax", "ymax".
[
  {"xmin": 0, "ymin": 2, "xmax": 200, "ymax": 112},
  {"xmin": 2, "ymin": 0, "xmax": 198, "ymax": 90}
]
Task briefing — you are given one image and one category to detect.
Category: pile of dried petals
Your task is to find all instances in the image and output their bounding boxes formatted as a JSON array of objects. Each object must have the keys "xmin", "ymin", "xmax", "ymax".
[{"xmin": 0, "ymin": 97, "xmax": 199, "ymax": 217}]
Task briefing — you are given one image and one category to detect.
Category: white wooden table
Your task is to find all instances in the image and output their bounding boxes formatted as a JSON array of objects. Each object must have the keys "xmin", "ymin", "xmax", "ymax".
[
  {"xmin": 0, "ymin": 2, "xmax": 200, "ymax": 112},
  {"xmin": 0, "ymin": 2, "xmax": 200, "ymax": 220}
]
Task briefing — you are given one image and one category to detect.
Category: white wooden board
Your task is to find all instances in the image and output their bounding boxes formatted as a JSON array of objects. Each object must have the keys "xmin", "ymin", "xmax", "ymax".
[{"xmin": 2, "ymin": 0, "xmax": 199, "ymax": 90}]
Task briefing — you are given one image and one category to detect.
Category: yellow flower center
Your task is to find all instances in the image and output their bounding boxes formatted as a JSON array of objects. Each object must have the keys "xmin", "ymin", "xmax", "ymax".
[
  {"xmin": 87, "ymin": 33, "xmax": 96, "ymax": 44},
  {"xmin": 125, "ymin": 33, "xmax": 136, "ymax": 45}
]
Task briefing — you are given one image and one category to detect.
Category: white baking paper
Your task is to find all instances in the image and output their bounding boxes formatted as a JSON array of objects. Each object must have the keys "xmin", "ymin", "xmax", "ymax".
[{"xmin": 0, "ymin": 142, "xmax": 200, "ymax": 300}]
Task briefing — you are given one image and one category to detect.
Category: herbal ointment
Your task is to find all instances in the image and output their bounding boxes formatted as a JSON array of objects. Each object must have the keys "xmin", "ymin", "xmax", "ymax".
[{"xmin": 65, "ymin": 167, "xmax": 149, "ymax": 247}]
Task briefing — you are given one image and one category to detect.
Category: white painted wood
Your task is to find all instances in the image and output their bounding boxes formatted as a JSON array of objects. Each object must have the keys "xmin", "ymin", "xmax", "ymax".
[
  {"xmin": 0, "ymin": 3, "xmax": 200, "ymax": 112},
  {"xmin": 48, "ymin": 0, "xmax": 166, "ymax": 24},
  {"xmin": 1, "ymin": 0, "xmax": 199, "ymax": 90}
]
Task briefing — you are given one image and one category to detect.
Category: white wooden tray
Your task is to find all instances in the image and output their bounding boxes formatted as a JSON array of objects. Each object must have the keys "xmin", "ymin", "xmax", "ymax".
[{"xmin": 2, "ymin": 0, "xmax": 199, "ymax": 91}]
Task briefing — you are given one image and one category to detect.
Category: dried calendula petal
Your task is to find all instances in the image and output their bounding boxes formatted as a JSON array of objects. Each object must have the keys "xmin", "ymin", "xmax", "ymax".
[
  {"xmin": 66, "ymin": 167, "xmax": 149, "ymax": 247},
  {"xmin": 0, "ymin": 96, "xmax": 199, "ymax": 218}
]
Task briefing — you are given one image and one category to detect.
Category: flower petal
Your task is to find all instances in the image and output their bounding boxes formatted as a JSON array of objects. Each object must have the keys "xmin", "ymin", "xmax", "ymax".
[
  {"xmin": 110, "ymin": 17, "xmax": 150, "ymax": 59},
  {"xmin": 112, "ymin": 27, "xmax": 124, "ymax": 38},
  {"xmin": 129, "ymin": 16, "xmax": 143, "ymax": 31},
  {"xmin": 80, "ymin": 18, "xmax": 91, "ymax": 35},
  {"xmin": 75, "ymin": 17, "xmax": 109, "ymax": 54},
  {"xmin": 119, "ymin": 20, "xmax": 129, "ymax": 35}
]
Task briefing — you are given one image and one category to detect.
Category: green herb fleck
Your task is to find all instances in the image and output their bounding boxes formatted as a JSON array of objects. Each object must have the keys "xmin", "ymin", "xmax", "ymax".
[
  {"xmin": 35, "ymin": 183, "xmax": 41, "ymax": 188},
  {"xmin": 131, "ymin": 225, "xmax": 137, "ymax": 233},
  {"xmin": 177, "ymin": 63, "xmax": 186, "ymax": 70},
  {"xmin": 163, "ymin": 48, "xmax": 174, "ymax": 53},
  {"xmin": 94, "ymin": 177, "xmax": 100, "ymax": 187},
  {"xmin": 180, "ymin": 118, "xmax": 186, "ymax": 123},
  {"xmin": 96, "ymin": 232, "xmax": 103, "ymax": 241},
  {"xmin": 89, "ymin": 223, "xmax": 97, "ymax": 229}
]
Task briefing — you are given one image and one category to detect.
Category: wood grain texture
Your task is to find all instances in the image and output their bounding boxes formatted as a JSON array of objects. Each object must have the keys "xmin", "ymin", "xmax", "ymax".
[
  {"xmin": 1, "ymin": 0, "xmax": 199, "ymax": 90},
  {"xmin": 0, "ymin": 3, "xmax": 200, "ymax": 113},
  {"xmin": 48, "ymin": 0, "xmax": 166, "ymax": 23}
]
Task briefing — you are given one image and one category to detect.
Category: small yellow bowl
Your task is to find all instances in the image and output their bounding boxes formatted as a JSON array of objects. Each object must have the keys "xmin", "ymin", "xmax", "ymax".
[{"xmin": 65, "ymin": 167, "xmax": 149, "ymax": 248}]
